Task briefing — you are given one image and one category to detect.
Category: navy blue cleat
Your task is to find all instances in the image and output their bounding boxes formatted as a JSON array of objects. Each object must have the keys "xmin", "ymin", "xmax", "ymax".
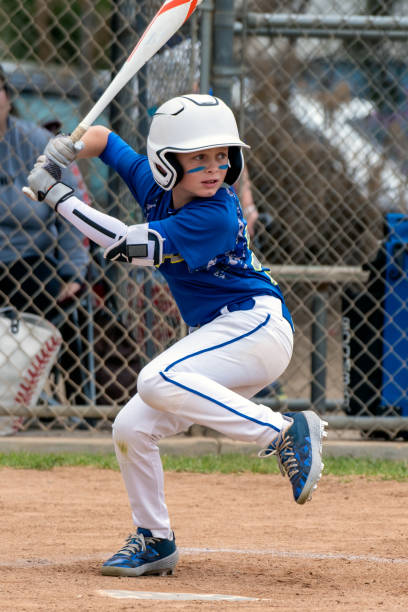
[
  {"xmin": 259, "ymin": 410, "xmax": 327, "ymax": 504},
  {"xmin": 101, "ymin": 527, "xmax": 179, "ymax": 577}
]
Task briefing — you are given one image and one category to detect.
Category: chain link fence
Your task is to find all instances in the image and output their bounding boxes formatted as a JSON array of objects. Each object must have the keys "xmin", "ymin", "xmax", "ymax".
[{"xmin": 1, "ymin": 0, "xmax": 408, "ymax": 439}]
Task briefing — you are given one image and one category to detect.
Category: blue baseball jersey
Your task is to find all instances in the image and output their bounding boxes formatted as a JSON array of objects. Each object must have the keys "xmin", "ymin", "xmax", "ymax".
[{"xmin": 101, "ymin": 133, "xmax": 290, "ymax": 328}]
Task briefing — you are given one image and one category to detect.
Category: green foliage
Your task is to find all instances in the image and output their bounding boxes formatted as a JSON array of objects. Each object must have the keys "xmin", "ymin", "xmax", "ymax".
[
  {"xmin": 1, "ymin": 452, "xmax": 408, "ymax": 480},
  {"xmin": 0, "ymin": 0, "xmax": 35, "ymax": 60},
  {"xmin": 0, "ymin": 0, "xmax": 113, "ymax": 67}
]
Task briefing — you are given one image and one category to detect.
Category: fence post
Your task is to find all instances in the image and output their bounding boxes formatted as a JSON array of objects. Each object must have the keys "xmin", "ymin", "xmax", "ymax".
[
  {"xmin": 211, "ymin": 0, "xmax": 236, "ymax": 105},
  {"xmin": 311, "ymin": 287, "xmax": 329, "ymax": 414},
  {"xmin": 199, "ymin": 0, "xmax": 214, "ymax": 94}
]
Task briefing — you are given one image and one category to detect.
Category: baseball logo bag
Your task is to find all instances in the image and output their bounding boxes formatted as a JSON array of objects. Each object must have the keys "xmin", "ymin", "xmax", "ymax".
[{"xmin": 0, "ymin": 308, "xmax": 62, "ymax": 433}]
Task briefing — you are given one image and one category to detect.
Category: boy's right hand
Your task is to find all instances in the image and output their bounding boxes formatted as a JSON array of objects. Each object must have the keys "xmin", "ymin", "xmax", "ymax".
[{"xmin": 44, "ymin": 135, "xmax": 84, "ymax": 168}]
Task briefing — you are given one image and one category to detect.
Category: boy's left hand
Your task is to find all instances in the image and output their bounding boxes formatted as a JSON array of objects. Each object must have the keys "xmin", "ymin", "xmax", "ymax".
[{"xmin": 25, "ymin": 155, "xmax": 74, "ymax": 208}]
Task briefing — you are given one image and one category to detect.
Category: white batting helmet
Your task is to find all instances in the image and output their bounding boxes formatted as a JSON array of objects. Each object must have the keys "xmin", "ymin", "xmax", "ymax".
[{"xmin": 147, "ymin": 94, "xmax": 250, "ymax": 190}]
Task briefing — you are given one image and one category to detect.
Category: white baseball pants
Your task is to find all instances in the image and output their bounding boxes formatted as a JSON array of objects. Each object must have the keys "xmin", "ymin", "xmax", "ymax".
[{"xmin": 112, "ymin": 295, "xmax": 293, "ymax": 538}]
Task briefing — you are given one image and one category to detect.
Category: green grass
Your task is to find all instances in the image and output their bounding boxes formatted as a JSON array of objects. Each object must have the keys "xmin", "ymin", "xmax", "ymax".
[
  {"xmin": 0, "ymin": 451, "xmax": 119, "ymax": 470},
  {"xmin": 0, "ymin": 452, "xmax": 408, "ymax": 480},
  {"xmin": 323, "ymin": 456, "xmax": 408, "ymax": 480}
]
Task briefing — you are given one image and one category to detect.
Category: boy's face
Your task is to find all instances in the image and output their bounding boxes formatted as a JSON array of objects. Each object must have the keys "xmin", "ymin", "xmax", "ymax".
[{"xmin": 174, "ymin": 146, "xmax": 229, "ymax": 204}]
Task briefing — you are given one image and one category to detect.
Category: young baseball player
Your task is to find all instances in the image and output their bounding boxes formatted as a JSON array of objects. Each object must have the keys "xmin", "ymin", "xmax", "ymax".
[{"xmin": 26, "ymin": 94, "xmax": 327, "ymax": 577}]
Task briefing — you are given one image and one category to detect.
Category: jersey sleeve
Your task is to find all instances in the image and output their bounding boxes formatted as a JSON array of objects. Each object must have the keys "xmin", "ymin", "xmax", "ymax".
[
  {"xmin": 149, "ymin": 195, "xmax": 239, "ymax": 270},
  {"xmin": 99, "ymin": 132, "xmax": 161, "ymax": 214}
]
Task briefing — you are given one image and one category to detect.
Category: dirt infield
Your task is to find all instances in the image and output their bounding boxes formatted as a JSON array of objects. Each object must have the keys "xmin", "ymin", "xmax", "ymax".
[{"xmin": 1, "ymin": 467, "xmax": 408, "ymax": 611}]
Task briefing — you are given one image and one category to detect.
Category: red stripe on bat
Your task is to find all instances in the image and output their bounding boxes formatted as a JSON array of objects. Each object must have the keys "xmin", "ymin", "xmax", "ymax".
[
  {"xmin": 184, "ymin": 0, "xmax": 198, "ymax": 21},
  {"xmin": 158, "ymin": 0, "xmax": 194, "ymax": 17},
  {"xmin": 127, "ymin": 0, "xmax": 195, "ymax": 62}
]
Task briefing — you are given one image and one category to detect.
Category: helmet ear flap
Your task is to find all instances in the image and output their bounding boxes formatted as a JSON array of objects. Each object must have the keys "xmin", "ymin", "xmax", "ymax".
[
  {"xmin": 165, "ymin": 153, "xmax": 184, "ymax": 187},
  {"xmin": 225, "ymin": 147, "xmax": 244, "ymax": 185}
]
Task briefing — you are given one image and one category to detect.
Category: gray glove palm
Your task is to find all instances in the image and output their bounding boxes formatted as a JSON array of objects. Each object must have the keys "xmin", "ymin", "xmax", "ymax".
[{"xmin": 44, "ymin": 135, "xmax": 84, "ymax": 168}]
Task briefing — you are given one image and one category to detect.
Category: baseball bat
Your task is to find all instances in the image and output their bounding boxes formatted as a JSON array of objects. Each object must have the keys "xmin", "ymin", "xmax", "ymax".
[
  {"xmin": 23, "ymin": 0, "xmax": 203, "ymax": 199},
  {"xmin": 71, "ymin": 0, "xmax": 203, "ymax": 142}
]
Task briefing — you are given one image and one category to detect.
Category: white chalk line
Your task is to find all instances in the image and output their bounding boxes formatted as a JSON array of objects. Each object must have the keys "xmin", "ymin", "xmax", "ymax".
[{"xmin": 1, "ymin": 547, "xmax": 407, "ymax": 569}]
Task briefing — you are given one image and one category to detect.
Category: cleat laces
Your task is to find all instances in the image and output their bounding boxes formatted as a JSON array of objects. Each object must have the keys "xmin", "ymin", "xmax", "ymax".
[
  {"xmin": 258, "ymin": 428, "xmax": 300, "ymax": 480},
  {"xmin": 116, "ymin": 532, "xmax": 160, "ymax": 558}
]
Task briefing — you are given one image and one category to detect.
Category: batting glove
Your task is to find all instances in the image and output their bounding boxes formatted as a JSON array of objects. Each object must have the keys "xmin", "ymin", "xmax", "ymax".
[
  {"xmin": 44, "ymin": 134, "xmax": 84, "ymax": 168},
  {"xmin": 27, "ymin": 155, "xmax": 74, "ymax": 208}
]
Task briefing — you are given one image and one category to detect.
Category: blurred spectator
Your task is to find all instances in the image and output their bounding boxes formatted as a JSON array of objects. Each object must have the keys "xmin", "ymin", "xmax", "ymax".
[
  {"xmin": 0, "ymin": 65, "xmax": 90, "ymax": 432},
  {"xmin": 235, "ymin": 165, "xmax": 259, "ymax": 238}
]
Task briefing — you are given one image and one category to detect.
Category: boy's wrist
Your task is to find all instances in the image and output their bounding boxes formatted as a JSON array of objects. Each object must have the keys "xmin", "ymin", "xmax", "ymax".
[{"xmin": 45, "ymin": 182, "xmax": 75, "ymax": 210}]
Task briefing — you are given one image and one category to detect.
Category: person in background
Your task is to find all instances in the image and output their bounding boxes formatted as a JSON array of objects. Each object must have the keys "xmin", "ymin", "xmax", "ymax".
[
  {"xmin": 236, "ymin": 165, "xmax": 259, "ymax": 238},
  {"xmin": 0, "ymin": 65, "xmax": 90, "ymax": 432}
]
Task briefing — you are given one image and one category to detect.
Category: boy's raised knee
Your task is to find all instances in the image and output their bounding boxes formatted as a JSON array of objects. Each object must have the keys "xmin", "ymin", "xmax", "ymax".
[{"xmin": 137, "ymin": 364, "xmax": 168, "ymax": 410}]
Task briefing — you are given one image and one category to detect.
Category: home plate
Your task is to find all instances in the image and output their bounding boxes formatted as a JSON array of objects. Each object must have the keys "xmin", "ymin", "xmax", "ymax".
[{"xmin": 98, "ymin": 589, "xmax": 261, "ymax": 602}]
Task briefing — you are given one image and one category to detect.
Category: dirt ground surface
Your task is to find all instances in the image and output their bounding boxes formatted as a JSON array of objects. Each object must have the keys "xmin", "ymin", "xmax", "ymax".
[{"xmin": 1, "ymin": 467, "xmax": 408, "ymax": 611}]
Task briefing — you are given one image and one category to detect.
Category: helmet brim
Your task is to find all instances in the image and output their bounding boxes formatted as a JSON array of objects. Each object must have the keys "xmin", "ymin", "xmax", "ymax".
[{"xmin": 156, "ymin": 138, "xmax": 250, "ymax": 156}]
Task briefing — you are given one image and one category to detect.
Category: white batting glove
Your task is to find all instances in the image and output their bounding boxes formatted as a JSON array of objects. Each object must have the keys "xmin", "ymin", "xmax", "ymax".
[
  {"xmin": 44, "ymin": 134, "xmax": 84, "ymax": 168},
  {"xmin": 27, "ymin": 155, "xmax": 74, "ymax": 208}
]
